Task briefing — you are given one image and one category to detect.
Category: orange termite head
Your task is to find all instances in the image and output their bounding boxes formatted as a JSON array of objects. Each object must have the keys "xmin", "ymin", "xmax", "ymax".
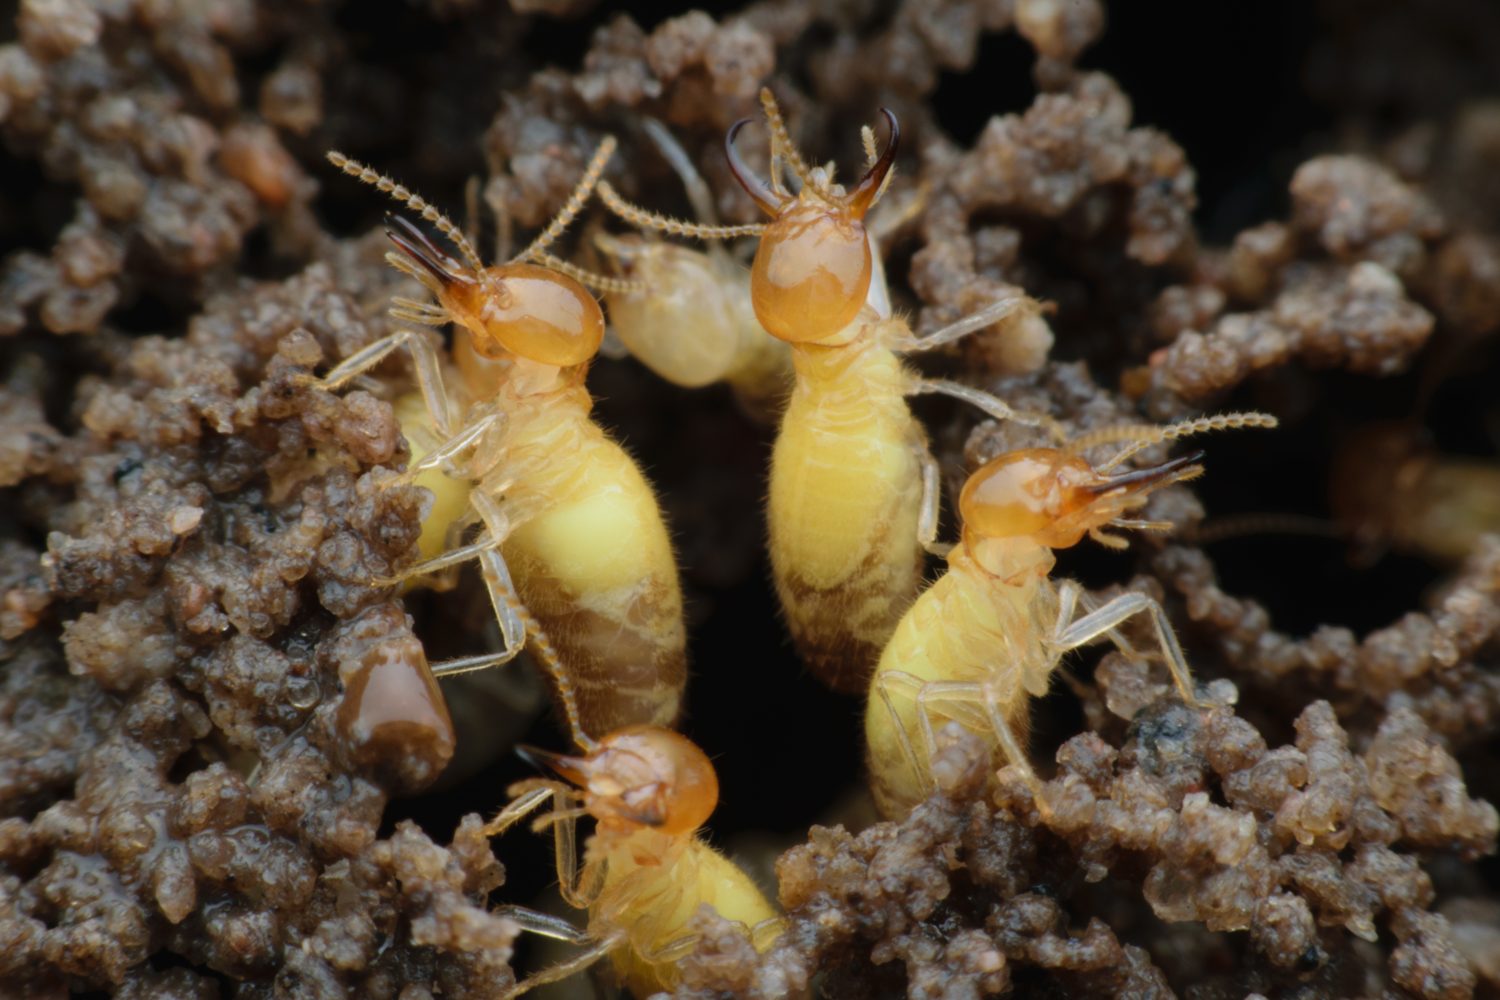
[
  {"xmin": 517, "ymin": 725, "xmax": 718, "ymax": 838},
  {"xmin": 726, "ymin": 106, "xmax": 898, "ymax": 343},
  {"xmin": 386, "ymin": 214, "xmax": 605, "ymax": 367},
  {"xmin": 959, "ymin": 447, "xmax": 1204, "ymax": 551}
]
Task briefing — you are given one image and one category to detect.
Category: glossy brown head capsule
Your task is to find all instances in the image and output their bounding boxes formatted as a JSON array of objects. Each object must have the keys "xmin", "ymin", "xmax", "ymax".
[
  {"xmin": 517, "ymin": 725, "xmax": 717, "ymax": 839},
  {"xmin": 960, "ymin": 447, "xmax": 1205, "ymax": 551},
  {"xmin": 386, "ymin": 214, "xmax": 605, "ymax": 367},
  {"xmin": 726, "ymin": 108, "xmax": 898, "ymax": 343}
]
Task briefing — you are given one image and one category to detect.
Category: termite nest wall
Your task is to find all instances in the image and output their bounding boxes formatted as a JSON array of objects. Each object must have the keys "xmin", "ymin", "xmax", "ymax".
[{"xmin": 0, "ymin": 1, "xmax": 1497, "ymax": 997}]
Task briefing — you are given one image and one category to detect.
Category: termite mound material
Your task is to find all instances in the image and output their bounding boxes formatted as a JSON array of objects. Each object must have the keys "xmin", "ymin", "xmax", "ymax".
[{"xmin": 0, "ymin": 0, "xmax": 1497, "ymax": 997}]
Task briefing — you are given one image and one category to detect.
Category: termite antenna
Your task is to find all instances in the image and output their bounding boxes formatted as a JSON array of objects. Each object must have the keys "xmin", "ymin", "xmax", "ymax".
[
  {"xmin": 758, "ymin": 87, "xmax": 826, "ymax": 199},
  {"xmin": 1064, "ymin": 411, "xmax": 1280, "ymax": 469},
  {"xmin": 506, "ymin": 596, "xmax": 598, "ymax": 753},
  {"xmin": 529, "ymin": 248, "xmax": 646, "ymax": 296},
  {"xmin": 327, "ymin": 150, "xmax": 484, "ymax": 272},
  {"xmin": 512, "ymin": 135, "xmax": 618, "ymax": 266},
  {"xmin": 597, "ymin": 180, "xmax": 766, "ymax": 240},
  {"xmin": 1186, "ymin": 512, "xmax": 1348, "ymax": 546}
]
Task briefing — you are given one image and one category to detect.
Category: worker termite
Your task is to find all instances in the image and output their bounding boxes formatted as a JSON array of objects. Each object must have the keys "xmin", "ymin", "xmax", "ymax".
[
  {"xmin": 864, "ymin": 411, "xmax": 1278, "ymax": 819},
  {"xmin": 593, "ymin": 120, "xmax": 792, "ymax": 421},
  {"xmin": 1329, "ymin": 421, "xmax": 1500, "ymax": 565},
  {"xmin": 309, "ymin": 141, "xmax": 687, "ymax": 738},
  {"xmin": 486, "ymin": 674, "xmax": 779, "ymax": 998},
  {"xmin": 602, "ymin": 89, "xmax": 1058, "ymax": 693}
]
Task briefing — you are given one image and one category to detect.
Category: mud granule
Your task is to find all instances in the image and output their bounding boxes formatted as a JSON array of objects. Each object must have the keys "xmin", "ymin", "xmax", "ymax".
[{"xmin": 0, "ymin": 1, "xmax": 1497, "ymax": 997}]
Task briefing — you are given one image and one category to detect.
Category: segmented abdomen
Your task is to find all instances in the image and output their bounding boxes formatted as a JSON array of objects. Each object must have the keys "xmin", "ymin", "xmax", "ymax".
[
  {"xmin": 768, "ymin": 342, "xmax": 924, "ymax": 692},
  {"xmin": 500, "ymin": 416, "xmax": 686, "ymax": 736}
]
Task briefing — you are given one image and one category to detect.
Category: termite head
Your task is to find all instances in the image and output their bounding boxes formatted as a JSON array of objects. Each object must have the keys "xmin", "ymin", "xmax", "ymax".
[
  {"xmin": 386, "ymin": 214, "xmax": 605, "ymax": 367},
  {"xmin": 727, "ymin": 100, "xmax": 898, "ymax": 344},
  {"xmin": 960, "ymin": 447, "xmax": 1204, "ymax": 551},
  {"xmin": 518, "ymin": 725, "xmax": 718, "ymax": 838}
]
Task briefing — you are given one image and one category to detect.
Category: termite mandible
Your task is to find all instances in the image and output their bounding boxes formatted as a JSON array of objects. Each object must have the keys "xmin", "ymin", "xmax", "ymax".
[{"xmin": 601, "ymin": 89, "xmax": 1059, "ymax": 693}]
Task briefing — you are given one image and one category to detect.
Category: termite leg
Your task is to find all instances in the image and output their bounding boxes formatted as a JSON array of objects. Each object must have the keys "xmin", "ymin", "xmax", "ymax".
[
  {"xmin": 388, "ymin": 410, "xmax": 503, "ymax": 485},
  {"xmin": 915, "ymin": 444, "xmax": 954, "ymax": 557},
  {"xmin": 468, "ymin": 492, "xmax": 596, "ymax": 751},
  {"xmin": 891, "ymin": 295, "xmax": 1029, "ymax": 355},
  {"xmin": 638, "ymin": 930, "xmax": 702, "ymax": 966},
  {"xmin": 371, "ymin": 534, "xmax": 504, "ymax": 586},
  {"xmin": 495, "ymin": 906, "xmax": 592, "ymax": 945},
  {"xmin": 430, "ymin": 648, "xmax": 524, "ymax": 679},
  {"xmin": 1050, "ymin": 588, "xmax": 1202, "ymax": 707},
  {"xmin": 751, "ymin": 916, "xmax": 789, "ymax": 952},
  {"xmin": 909, "ymin": 679, "xmax": 1046, "ymax": 801},
  {"xmin": 1052, "ymin": 580, "xmax": 1140, "ymax": 662},
  {"xmin": 483, "ymin": 783, "xmax": 557, "ymax": 837},
  {"xmin": 496, "ymin": 933, "xmax": 622, "ymax": 1000},
  {"xmin": 301, "ymin": 328, "xmax": 457, "ymax": 437},
  {"xmin": 906, "ymin": 377, "xmax": 1062, "ymax": 437},
  {"xmin": 875, "ymin": 670, "xmax": 934, "ymax": 799},
  {"xmin": 977, "ymin": 686, "xmax": 1046, "ymax": 803}
]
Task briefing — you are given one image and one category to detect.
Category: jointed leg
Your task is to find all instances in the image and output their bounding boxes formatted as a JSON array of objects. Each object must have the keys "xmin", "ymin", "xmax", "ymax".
[
  {"xmin": 1051, "ymin": 590, "xmax": 1200, "ymax": 706},
  {"xmin": 483, "ymin": 783, "xmax": 559, "ymax": 837},
  {"xmin": 914, "ymin": 680, "xmax": 1044, "ymax": 799},
  {"xmin": 891, "ymin": 295, "xmax": 1030, "ymax": 355},
  {"xmin": 977, "ymin": 689, "xmax": 1043, "ymax": 798},
  {"xmin": 389, "ymin": 411, "xmax": 503, "ymax": 485},
  {"xmin": 497, "ymin": 906, "xmax": 591, "ymax": 945},
  {"xmin": 468, "ymin": 492, "xmax": 595, "ymax": 751},
  {"xmin": 638, "ymin": 932, "xmax": 702, "ymax": 966},
  {"xmin": 915, "ymin": 444, "xmax": 952, "ymax": 557},
  {"xmin": 906, "ymin": 377, "xmax": 1062, "ymax": 436},
  {"xmin": 875, "ymin": 670, "xmax": 934, "ymax": 799},
  {"xmin": 302, "ymin": 328, "xmax": 457, "ymax": 437},
  {"xmin": 372, "ymin": 534, "xmax": 504, "ymax": 587},
  {"xmin": 497, "ymin": 933, "xmax": 623, "ymax": 1000},
  {"xmin": 1052, "ymin": 579, "xmax": 1140, "ymax": 661}
]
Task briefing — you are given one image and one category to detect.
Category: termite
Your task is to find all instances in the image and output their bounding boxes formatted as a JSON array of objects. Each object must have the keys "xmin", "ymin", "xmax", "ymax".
[
  {"xmin": 310, "ymin": 141, "xmax": 687, "ymax": 738},
  {"xmin": 486, "ymin": 673, "xmax": 779, "ymax": 998},
  {"xmin": 1329, "ymin": 421, "xmax": 1500, "ymax": 565},
  {"xmin": 865, "ymin": 412, "xmax": 1278, "ymax": 819},
  {"xmin": 602, "ymin": 89, "xmax": 1058, "ymax": 693},
  {"xmin": 593, "ymin": 120, "xmax": 792, "ymax": 421}
]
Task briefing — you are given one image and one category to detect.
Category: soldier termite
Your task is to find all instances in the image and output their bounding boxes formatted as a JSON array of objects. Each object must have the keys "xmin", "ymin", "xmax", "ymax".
[
  {"xmin": 602, "ymin": 89, "xmax": 1059, "ymax": 693},
  {"xmin": 486, "ymin": 681, "xmax": 780, "ymax": 998},
  {"xmin": 864, "ymin": 411, "xmax": 1278, "ymax": 819},
  {"xmin": 594, "ymin": 119, "xmax": 792, "ymax": 422},
  {"xmin": 310, "ymin": 141, "xmax": 687, "ymax": 739}
]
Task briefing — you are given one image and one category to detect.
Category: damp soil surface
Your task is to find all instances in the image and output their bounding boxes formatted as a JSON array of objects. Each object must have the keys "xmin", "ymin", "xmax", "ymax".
[{"xmin": 0, "ymin": 1, "xmax": 1497, "ymax": 997}]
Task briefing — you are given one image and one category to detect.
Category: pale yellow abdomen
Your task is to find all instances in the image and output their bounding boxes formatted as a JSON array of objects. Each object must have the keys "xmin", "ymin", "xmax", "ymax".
[
  {"xmin": 599, "ymin": 837, "xmax": 778, "ymax": 997},
  {"xmin": 865, "ymin": 563, "xmax": 1050, "ymax": 818},
  {"xmin": 502, "ymin": 424, "xmax": 686, "ymax": 736},
  {"xmin": 769, "ymin": 341, "xmax": 925, "ymax": 691}
]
